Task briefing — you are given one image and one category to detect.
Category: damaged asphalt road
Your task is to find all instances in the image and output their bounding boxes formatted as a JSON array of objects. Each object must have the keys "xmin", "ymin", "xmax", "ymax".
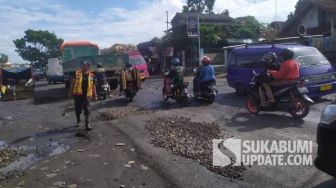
[{"xmin": 0, "ymin": 79, "xmax": 336, "ymax": 188}]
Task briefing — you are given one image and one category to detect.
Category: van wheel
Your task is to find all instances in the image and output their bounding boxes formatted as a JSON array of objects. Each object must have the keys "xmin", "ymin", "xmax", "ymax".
[{"xmin": 235, "ymin": 83, "xmax": 246, "ymax": 96}]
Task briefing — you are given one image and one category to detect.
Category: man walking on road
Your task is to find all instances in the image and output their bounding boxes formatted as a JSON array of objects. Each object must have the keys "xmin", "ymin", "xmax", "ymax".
[{"xmin": 69, "ymin": 61, "xmax": 97, "ymax": 131}]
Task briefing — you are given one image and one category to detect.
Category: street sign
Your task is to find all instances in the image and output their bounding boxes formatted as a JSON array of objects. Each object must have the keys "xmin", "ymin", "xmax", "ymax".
[{"xmin": 187, "ymin": 14, "xmax": 199, "ymax": 38}]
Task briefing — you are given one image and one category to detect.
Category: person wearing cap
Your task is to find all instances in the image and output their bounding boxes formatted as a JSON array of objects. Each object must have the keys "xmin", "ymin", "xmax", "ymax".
[
  {"xmin": 95, "ymin": 63, "xmax": 107, "ymax": 84},
  {"xmin": 69, "ymin": 61, "xmax": 97, "ymax": 131},
  {"xmin": 195, "ymin": 56, "xmax": 216, "ymax": 95}
]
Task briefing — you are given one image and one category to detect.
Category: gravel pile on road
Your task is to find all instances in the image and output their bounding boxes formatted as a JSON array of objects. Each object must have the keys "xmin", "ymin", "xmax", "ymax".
[
  {"xmin": 145, "ymin": 116, "xmax": 246, "ymax": 178},
  {"xmin": 0, "ymin": 149, "xmax": 18, "ymax": 168},
  {"xmin": 98, "ymin": 106, "xmax": 153, "ymax": 121}
]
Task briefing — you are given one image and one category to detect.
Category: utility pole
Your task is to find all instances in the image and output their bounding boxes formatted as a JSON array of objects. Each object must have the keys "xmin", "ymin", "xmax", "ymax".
[
  {"xmin": 165, "ymin": 11, "xmax": 170, "ymax": 34},
  {"xmin": 198, "ymin": 13, "xmax": 201, "ymax": 66}
]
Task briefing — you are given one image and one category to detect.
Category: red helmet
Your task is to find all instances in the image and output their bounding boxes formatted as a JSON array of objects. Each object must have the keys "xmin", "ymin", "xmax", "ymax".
[{"xmin": 202, "ymin": 56, "xmax": 212, "ymax": 65}]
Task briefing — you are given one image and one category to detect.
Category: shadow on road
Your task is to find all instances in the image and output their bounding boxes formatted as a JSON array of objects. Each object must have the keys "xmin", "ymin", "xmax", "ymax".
[
  {"xmin": 217, "ymin": 92, "xmax": 245, "ymax": 108},
  {"xmin": 313, "ymin": 178, "xmax": 336, "ymax": 188},
  {"xmin": 92, "ymin": 98, "xmax": 130, "ymax": 111},
  {"xmin": 34, "ymin": 87, "xmax": 67, "ymax": 105},
  {"xmin": 225, "ymin": 112, "xmax": 305, "ymax": 132}
]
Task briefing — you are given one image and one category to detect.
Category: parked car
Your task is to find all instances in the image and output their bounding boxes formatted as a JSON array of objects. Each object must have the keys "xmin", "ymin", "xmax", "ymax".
[
  {"xmin": 227, "ymin": 44, "xmax": 336, "ymax": 98},
  {"xmin": 314, "ymin": 103, "xmax": 336, "ymax": 178}
]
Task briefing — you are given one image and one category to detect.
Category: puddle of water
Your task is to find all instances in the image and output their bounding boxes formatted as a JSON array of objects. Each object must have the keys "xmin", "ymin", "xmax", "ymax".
[
  {"xmin": 0, "ymin": 141, "xmax": 71, "ymax": 181},
  {"xmin": 49, "ymin": 142, "xmax": 70, "ymax": 156}
]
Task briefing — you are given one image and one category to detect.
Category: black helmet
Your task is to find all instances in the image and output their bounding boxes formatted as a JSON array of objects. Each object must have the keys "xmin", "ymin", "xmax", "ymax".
[
  {"xmin": 261, "ymin": 52, "xmax": 277, "ymax": 66},
  {"xmin": 279, "ymin": 48, "xmax": 294, "ymax": 61},
  {"xmin": 97, "ymin": 63, "xmax": 103, "ymax": 68},
  {"xmin": 81, "ymin": 61, "xmax": 90, "ymax": 66}
]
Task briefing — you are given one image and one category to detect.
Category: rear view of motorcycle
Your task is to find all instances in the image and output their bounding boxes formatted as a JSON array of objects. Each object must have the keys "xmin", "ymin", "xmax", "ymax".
[
  {"xmin": 162, "ymin": 70, "xmax": 189, "ymax": 105},
  {"xmin": 120, "ymin": 65, "xmax": 141, "ymax": 102},
  {"xmin": 97, "ymin": 81, "xmax": 111, "ymax": 100},
  {"xmin": 193, "ymin": 68, "xmax": 217, "ymax": 104},
  {"xmin": 245, "ymin": 52, "xmax": 314, "ymax": 119}
]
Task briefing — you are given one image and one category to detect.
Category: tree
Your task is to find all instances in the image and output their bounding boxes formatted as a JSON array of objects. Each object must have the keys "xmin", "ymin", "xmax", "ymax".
[
  {"xmin": 205, "ymin": 0, "xmax": 216, "ymax": 14},
  {"xmin": 182, "ymin": 0, "xmax": 216, "ymax": 14},
  {"xmin": 0, "ymin": 53, "xmax": 8, "ymax": 64},
  {"xmin": 229, "ymin": 16, "xmax": 263, "ymax": 39},
  {"xmin": 13, "ymin": 29, "xmax": 64, "ymax": 67}
]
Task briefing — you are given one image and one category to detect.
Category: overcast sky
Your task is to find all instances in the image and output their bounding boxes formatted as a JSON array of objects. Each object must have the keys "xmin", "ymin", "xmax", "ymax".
[{"xmin": 0, "ymin": 0, "xmax": 298, "ymax": 63}]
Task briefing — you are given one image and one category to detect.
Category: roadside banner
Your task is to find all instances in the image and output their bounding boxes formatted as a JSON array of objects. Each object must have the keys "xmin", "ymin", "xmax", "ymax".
[{"xmin": 187, "ymin": 14, "xmax": 199, "ymax": 38}]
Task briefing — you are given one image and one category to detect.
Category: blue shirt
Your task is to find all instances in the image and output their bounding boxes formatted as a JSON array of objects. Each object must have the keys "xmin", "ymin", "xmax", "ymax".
[{"xmin": 199, "ymin": 65, "xmax": 216, "ymax": 82}]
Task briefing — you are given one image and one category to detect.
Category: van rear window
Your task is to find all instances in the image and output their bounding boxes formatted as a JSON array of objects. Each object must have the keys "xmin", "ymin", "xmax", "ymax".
[
  {"xmin": 294, "ymin": 49, "xmax": 329, "ymax": 67},
  {"xmin": 236, "ymin": 55, "xmax": 262, "ymax": 68}
]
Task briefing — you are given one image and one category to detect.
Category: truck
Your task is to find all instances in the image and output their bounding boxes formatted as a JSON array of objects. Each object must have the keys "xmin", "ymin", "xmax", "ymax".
[
  {"xmin": 47, "ymin": 58, "xmax": 64, "ymax": 84},
  {"xmin": 102, "ymin": 44, "xmax": 149, "ymax": 80},
  {"xmin": 62, "ymin": 54, "xmax": 128, "ymax": 90},
  {"xmin": 61, "ymin": 41, "xmax": 149, "ymax": 89}
]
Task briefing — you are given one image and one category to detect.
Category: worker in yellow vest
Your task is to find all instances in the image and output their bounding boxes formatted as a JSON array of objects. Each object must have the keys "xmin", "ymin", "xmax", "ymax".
[{"xmin": 69, "ymin": 61, "xmax": 97, "ymax": 131}]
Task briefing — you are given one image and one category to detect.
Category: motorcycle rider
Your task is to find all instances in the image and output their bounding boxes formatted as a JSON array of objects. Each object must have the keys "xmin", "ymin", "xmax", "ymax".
[
  {"xmin": 261, "ymin": 49, "xmax": 300, "ymax": 106},
  {"xmin": 95, "ymin": 63, "xmax": 107, "ymax": 84},
  {"xmin": 164, "ymin": 58, "xmax": 184, "ymax": 96},
  {"xmin": 95, "ymin": 63, "xmax": 110, "ymax": 98},
  {"xmin": 194, "ymin": 56, "xmax": 216, "ymax": 95},
  {"xmin": 120, "ymin": 63, "xmax": 141, "ymax": 95}
]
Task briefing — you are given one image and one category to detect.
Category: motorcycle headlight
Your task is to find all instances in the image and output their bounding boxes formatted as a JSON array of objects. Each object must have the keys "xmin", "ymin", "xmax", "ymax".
[{"xmin": 320, "ymin": 104, "xmax": 336, "ymax": 124}]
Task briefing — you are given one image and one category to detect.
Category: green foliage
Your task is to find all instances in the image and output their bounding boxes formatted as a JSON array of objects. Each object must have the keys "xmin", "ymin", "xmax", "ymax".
[
  {"xmin": 13, "ymin": 29, "xmax": 64, "ymax": 67},
  {"xmin": 0, "ymin": 53, "xmax": 8, "ymax": 64},
  {"xmin": 204, "ymin": 0, "xmax": 216, "ymax": 14},
  {"xmin": 200, "ymin": 24, "xmax": 229, "ymax": 48},
  {"xmin": 294, "ymin": 0, "xmax": 307, "ymax": 15},
  {"xmin": 229, "ymin": 16, "xmax": 262, "ymax": 39},
  {"xmin": 182, "ymin": 0, "xmax": 216, "ymax": 14}
]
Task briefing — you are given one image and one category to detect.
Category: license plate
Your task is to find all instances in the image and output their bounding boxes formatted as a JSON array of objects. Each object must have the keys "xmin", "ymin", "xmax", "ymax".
[{"xmin": 320, "ymin": 84, "xmax": 333, "ymax": 91}]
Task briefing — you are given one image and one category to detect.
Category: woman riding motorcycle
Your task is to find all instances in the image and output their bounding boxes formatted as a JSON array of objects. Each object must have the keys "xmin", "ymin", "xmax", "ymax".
[
  {"xmin": 194, "ymin": 56, "xmax": 216, "ymax": 95},
  {"xmin": 260, "ymin": 49, "xmax": 300, "ymax": 106}
]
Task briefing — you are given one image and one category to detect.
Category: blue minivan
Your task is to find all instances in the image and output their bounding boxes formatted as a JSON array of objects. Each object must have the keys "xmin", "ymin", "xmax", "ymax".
[{"xmin": 227, "ymin": 44, "xmax": 336, "ymax": 98}]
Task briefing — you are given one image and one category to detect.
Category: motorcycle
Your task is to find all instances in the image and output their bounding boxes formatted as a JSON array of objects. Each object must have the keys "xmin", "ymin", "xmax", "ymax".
[
  {"xmin": 162, "ymin": 70, "xmax": 189, "ymax": 105},
  {"xmin": 193, "ymin": 69, "xmax": 217, "ymax": 103},
  {"xmin": 125, "ymin": 81, "xmax": 138, "ymax": 102},
  {"xmin": 97, "ymin": 81, "xmax": 110, "ymax": 100},
  {"xmin": 245, "ymin": 70, "xmax": 314, "ymax": 119}
]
